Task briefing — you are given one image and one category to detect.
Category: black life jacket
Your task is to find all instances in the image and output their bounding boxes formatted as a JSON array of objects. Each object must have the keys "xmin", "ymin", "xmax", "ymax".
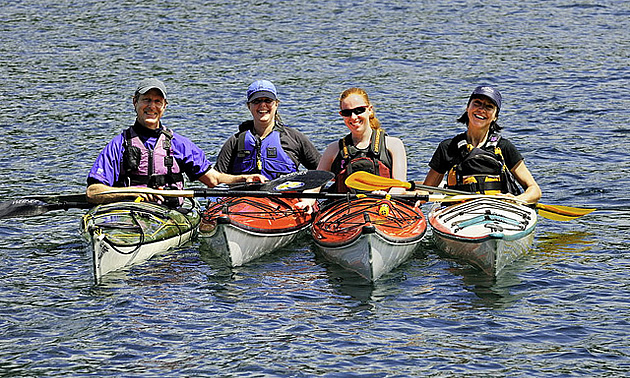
[
  {"xmin": 446, "ymin": 133, "xmax": 522, "ymax": 195},
  {"xmin": 330, "ymin": 128, "xmax": 392, "ymax": 193}
]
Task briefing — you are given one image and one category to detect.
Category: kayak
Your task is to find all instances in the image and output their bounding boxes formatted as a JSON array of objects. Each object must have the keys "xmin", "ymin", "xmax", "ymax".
[
  {"xmin": 199, "ymin": 196, "xmax": 311, "ymax": 266},
  {"xmin": 311, "ymin": 197, "xmax": 427, "ymax": 281},
  {"xmin": 81, "ymin": 200, "xmax": 201, "ymax": 282},
  {"xmin": 429, "ymin": 197, "xmax": 537, "ymax": 276}
]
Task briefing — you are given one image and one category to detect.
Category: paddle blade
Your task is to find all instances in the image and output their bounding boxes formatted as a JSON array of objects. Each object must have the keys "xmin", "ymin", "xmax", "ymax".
[
  {"xmin": 536, "ymin": 203, "xmax": 596, "ymax": 221},
  {"xmin": 240, "ymin": 170, "xmax": 335, "ymax": 192},
  {"xmin": 345, "ymin": 172, "xmax": 411, "ymax": 191},
  {"xmin": 0, "ymin": 199, "xmax": 54, "ymax": 219}
]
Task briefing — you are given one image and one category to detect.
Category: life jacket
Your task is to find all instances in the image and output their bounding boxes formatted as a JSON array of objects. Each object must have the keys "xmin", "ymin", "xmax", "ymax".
[
  {"xmin": 446, "ymin": 132, "xmax": 522, "ymax": 195},
  {"xmin": 232, "ymin": 126, "xmax": 297, "ymax": 180},
  {"xmin": 330, "ymin": 128, "xmax": 392, "ymax": 193},
  {"xmin": 116, "ymin": 126, "xmax": 185, "ymax": 206}
]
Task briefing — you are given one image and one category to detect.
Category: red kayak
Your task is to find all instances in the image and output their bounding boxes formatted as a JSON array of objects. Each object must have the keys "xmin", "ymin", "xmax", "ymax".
[
  {"xmin": 311, "ymin": 197, "xmax": 427, "ymax": 281},
  {"xmin": 199, "ymin": 196, "xmax": 312, "ymax": 266}
]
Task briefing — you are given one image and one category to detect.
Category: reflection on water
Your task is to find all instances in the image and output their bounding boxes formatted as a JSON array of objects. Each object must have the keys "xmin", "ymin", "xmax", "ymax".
[
  {"xmin": 443, "ymin": 261, "xmax": 525, "ymax": 311},
  {"xmin": 535, "ymin": 230, "xmax": 596, "ymax": 261},
  {"xmin": 317, "ymin": 254, "xmax": 376, "ymax": 305},
  {"xmin": 427, "ymin": 230, "xmax": 599, "ymax": 311}
]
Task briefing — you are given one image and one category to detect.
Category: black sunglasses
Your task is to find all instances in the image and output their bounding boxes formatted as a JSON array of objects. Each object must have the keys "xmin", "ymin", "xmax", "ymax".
[
  {"xmin": 249, "ymin": 98, "xmax": 276, "ymax": 105},
  {"xmin": 339, "ymin": 106, "xmax": 368, "ymax": 117}
]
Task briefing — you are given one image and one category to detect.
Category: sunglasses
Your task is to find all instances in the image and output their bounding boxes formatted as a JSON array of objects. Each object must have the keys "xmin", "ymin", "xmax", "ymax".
[
  {"xmin": 249, "ymin": 98, "xmax": 276, "ymax": 105},
  {"xmin": 339, "ymin": 106, "xmax": 368, "ymax": 117}
]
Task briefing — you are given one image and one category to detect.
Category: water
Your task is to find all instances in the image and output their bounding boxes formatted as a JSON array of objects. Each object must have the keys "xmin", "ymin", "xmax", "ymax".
[{"xmin": 1, "ymin": 0, "xmax": 629, "ymax": 376}]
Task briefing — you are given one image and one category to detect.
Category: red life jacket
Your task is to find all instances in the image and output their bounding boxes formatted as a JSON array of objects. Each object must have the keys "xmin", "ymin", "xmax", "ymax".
[{"xmin": 330, "ymin": 128, "xmax": 392, "ymax": 193}]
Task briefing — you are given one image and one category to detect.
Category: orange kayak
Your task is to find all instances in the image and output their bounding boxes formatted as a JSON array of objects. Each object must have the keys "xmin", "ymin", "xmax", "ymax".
[
  {"xmin": 199, "ymin": 196, "xmax": 311, "ymax": 266},
  {"xmin": 311, "ymin": 197, "xmax": 427, "ymax": 281}
]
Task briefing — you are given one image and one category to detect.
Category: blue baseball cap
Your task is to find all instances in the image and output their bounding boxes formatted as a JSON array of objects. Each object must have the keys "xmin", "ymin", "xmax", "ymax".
[
  {"xmin": 469, "ymin": 85, "xmax": 501, "ymax": 111},
  {"xmin": 247, "ymin": 80, "xmax": 278, "ymax": 102},
  {"xmin": 135, "ymin": 78, "xmax": 167, "ymax": 99}
]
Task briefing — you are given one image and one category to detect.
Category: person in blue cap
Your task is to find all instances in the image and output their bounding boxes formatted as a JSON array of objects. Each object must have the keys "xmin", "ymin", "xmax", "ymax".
[
  {"xmin": 86, "ymin": 78, "xmax": 265, "ymax": 204},
  {"xmin": 213, "ymin": 80, "xmax": 321, "ymax": 180},
  {"xmin": 422, "ymin": 85, "xmax": 541, "ymax": 204}
]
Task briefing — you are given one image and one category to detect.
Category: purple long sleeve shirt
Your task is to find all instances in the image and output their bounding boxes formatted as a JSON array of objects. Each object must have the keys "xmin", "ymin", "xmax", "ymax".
[{"xmin": 87, "ymin": 124, "xmax": 212, "ymax": 186}]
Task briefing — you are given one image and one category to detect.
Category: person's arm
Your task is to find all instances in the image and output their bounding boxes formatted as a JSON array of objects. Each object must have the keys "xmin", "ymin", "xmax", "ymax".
[
  {"xmin": 86, "ymin": 134, "xmax": 135, "ymax": 204},
  {"xmin": 511, "ymin": 161, "xmax": 542, "ymax": 204},
  {"xmin": 316, "ymin": 141, "xmax": 338, "ymax": 172},
  {"xmin": 213, "ymin": 135, "xmax": 238, "ymax": 173},
  {"xmin": 385, "ymin": 136, "xmax": 407, "ymax": 194},
  {"xmin": 87, "ymin": 182, "xmax": 164, "ymax": 204},
  {"xmin": 297, "ymin": 131, "xmax": 322, "ymax": 170},
  {"xmin": 423, "ymin": 168, "xmax": 445, "ymax": 187},
  {"xmin": 198, "ymin": 167, "xmax": 265, "ymax": 187},
  {"xmin": 407, "ymin": 168, "xmax": 446, "ymax": 200},
  {"xmin": 294, "ymin": 141, "xmax": 339, "ymax": 214}
]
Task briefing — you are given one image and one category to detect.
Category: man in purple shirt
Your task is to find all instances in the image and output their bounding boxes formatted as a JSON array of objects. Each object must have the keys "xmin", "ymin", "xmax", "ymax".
[{"xmin": 86, "ymin": 78, "xmax": 265, "ymax": 204}]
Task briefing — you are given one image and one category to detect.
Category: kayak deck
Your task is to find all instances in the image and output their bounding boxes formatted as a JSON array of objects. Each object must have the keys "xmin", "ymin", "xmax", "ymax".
[
  {"xmin": 312, "ymin": 197, "xmax": 427, "ymax": 281},
  {"xmin": 81, "ymin": 200, "xmax": 200, "ymax": 282},
  {"xmin": 199, "ymin": 196, "xmax": 311, "ymax": 266},
  {"xmin": 429, "ymin": 197, "xmax": 537, "ymax": 275}
]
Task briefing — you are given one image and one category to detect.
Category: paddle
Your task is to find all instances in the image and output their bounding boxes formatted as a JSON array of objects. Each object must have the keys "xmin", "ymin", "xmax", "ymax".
[
  {"xmin": 101, "ymin": 187, "xmax": 490, "ymax": 204},
  {"xmin": 228, "ymin": 170, "xmax": 334, "ymax": 192},
  {"xmin": 0, "ymin": 171, "xmax": 335, "ymax": 220},
  {"xmin": 0, "ymin": 193, "xmax": 92, "ymax": 219},
  {"xmin": 344, "ymin": 171, "xmax": 596, "ymax": 221}
]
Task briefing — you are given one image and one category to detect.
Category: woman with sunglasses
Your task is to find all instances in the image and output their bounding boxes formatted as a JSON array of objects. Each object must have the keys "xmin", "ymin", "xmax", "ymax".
[
  {"xmin": 317, "ymin": 87, "xmax": 408, "ymax": 194},
  {"xmin": 422, "ymin": 85, "xmax": 541, "ymax": 203},
  {"xmin": 213, "ymin": 80, "xmax": 321, "ymax": 180}
]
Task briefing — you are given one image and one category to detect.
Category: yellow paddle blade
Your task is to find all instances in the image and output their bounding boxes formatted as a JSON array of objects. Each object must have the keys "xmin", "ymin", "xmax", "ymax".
[
  {"xmin": 537, "ymin": 203, "xmax": 596, "ymax": 216},
  {"xmin": 536, "ymin": 203, "xmax": 596, "ymax": 221},
  {"xmin": 345, "ymin": 172, "xmax": 411, "ymax": 191}
]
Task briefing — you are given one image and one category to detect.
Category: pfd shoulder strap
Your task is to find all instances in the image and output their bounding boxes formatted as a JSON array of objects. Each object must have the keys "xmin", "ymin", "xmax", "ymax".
[
  {"xmin": 340, "ymin": 128, "xmax": 387, "ymax": 157},
  {"xmin": 236, "ymin": 130, "xmax": 254, "ymax": 158},
  {"xmin": 456, "ymin": 132, "xmax": 502, "ymax": 161}
]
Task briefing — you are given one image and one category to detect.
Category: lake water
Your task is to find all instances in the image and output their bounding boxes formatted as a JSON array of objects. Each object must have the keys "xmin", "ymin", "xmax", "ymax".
[{"xmin": 1, "ymin": 0, "xmax": 629, "ymax": 376}]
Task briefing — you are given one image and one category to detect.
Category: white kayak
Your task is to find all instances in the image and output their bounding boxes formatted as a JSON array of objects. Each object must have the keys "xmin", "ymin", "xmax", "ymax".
[
  {"xmin": 429, "ymin": 197, "xmax": 537, "ymax": 276},
  {"xmin": 311, "ymin": 197, "xmax": 427, "ymax": 281},
  {"xmin": 199, "ymin": 196, "xmax": 311, "ymax": 267},
  {"xmin": 81, "ymin": 200, "xmax": 201, "ymax": 282}
]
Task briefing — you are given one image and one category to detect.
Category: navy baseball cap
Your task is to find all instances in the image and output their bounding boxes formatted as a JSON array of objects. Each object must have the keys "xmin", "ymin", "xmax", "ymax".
[
  {"xmin": 135, "ymin": 78, "xmax": 167, "ymax": 99},
  {"xmin": 469, "ymin": 85, "xmax": 501, "ymax": 111},
  {"xmin": 247, "ymin": 80, "xmax": 278, "ymax": 102}
]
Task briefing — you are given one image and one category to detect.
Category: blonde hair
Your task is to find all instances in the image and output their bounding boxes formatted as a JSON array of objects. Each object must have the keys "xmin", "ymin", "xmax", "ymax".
[{"xmin": 339, "ymin": 87, "xmax": 381, "ymax": 130}]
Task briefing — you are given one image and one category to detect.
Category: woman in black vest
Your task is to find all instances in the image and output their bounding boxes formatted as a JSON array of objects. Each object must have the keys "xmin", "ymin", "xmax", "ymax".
[{"xmin": 423, "ymin": 85, "xmax": 541, "ymax": 204}]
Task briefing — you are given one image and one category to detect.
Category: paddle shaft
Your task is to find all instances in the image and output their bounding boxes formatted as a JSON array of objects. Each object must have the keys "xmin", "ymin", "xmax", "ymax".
[
  {"xmin": 344, "ymin": 171, "xmax": 596, "ymax": 220},
  {"xmin": 101, "ymin": 187, "xmax": 444, "ymax": 201}
]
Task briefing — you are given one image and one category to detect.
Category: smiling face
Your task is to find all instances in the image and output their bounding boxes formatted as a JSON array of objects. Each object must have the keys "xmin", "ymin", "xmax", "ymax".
[
  {"xmin": 248, "ymin": 97, "xmax": 278, "ymax": 127},
  {"xmin": 466, "ymin": 96, "xmax": 498, "ymax": 132},
  {"xmin": 133, "ymin": 89, "xmax": 167, "ymax": 129},
  {"xmin": 339, "ymin": 93, "xmax": 373, "ymax": 135}
]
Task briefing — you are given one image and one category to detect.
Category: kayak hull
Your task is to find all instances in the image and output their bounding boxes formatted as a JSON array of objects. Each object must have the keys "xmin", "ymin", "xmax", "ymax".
[
  {"xmin": 199, "ymin": 197, "xmax": 311, "ymax": 266},
  {"xmin": 81, "ymin": 200, "xmax": 201, "ymax": 282},
  {"xmin": 429, "ymin": 198, "xmax": 537, "ymax": 276},
  {"xmin": 311, "ymin": 197, "xmax": 427, "ymax": 281}
]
